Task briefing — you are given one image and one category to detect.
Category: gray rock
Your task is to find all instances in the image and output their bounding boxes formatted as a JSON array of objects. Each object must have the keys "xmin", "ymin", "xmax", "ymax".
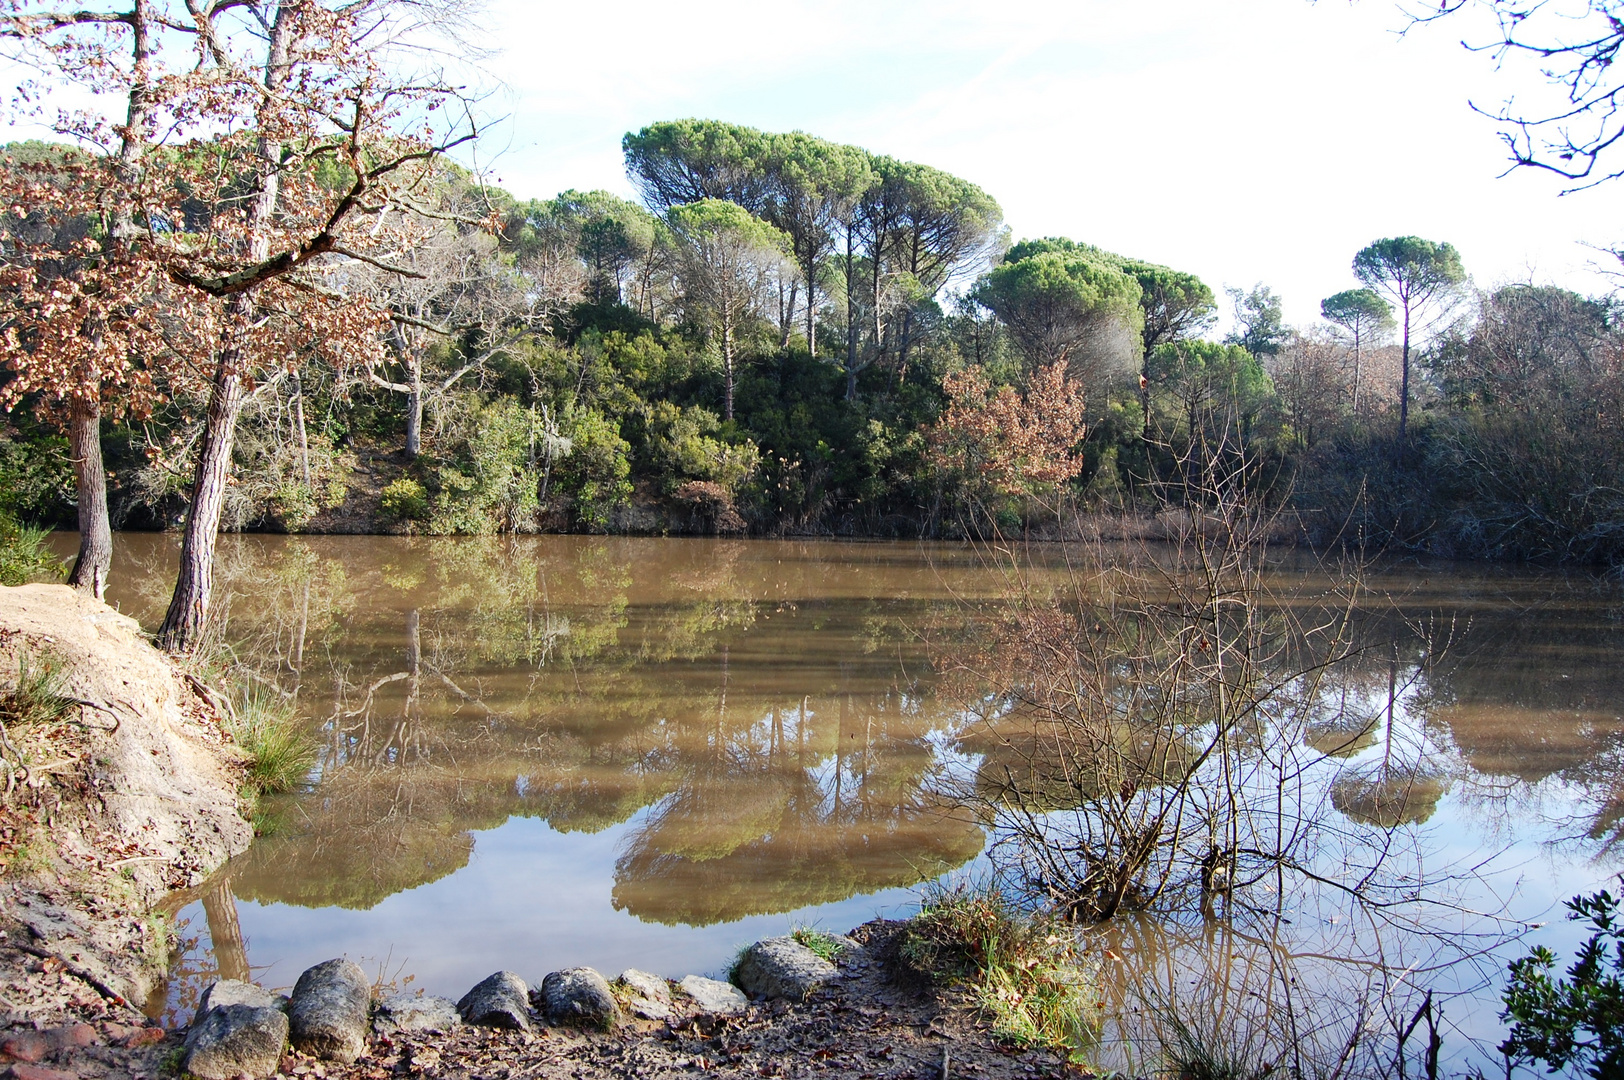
[
  {"xmin": 183, "ymin": 1003, "xmax": 289, "ymax": 1080},
  {"xmin": 373, "ymin": 994, "xmax": 462, "ymax": 1036},
  {"xmin": 733, "ymin": 937, "xmax": 838, "ymax": 1002},
  {"xmin": 457, "ymin": 971, "xmax": 532, "ymax": 1030},
  {"xmin": 288, "ymin": 958, "xmax": 372, "ymax": 1063},
  {"xmin": 194, "ymin": 979, "xmax": 278, "ymax": 1027},
  {"xmin": 616, "ymin": 969, "xmax": 672, "ymax": 1021},
  {"xmin": 536, "ymin": 967, "xmax": 619, "ymax": 1029},
  {"xmin": 678, "ymin": 974, "xmax": 748, "ymax": 1016}
]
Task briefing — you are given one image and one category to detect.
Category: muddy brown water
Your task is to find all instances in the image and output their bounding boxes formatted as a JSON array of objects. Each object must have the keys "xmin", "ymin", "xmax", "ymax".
[{"xmin": 60, "ymin": 533, "xmax": 1624, "ymax": 1071}]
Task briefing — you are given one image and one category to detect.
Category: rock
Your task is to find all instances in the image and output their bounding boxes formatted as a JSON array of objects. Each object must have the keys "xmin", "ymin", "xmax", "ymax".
[
  {"xmin": 677, "ymin": 975, "xmax": 748, "ymax": 1016},
  {"xmin": 373, "ymin": 994, "xmax": 461, "ymax": 1036},
  {"xmin": 1, "ymin": 1032, "xmax": 48, "ymax": 1063},
  {"xmin": 10, "ymin": 1065, "xmax": 76, "ymax": 1080},
  {"xmin": 287, "ymin": 958, "xmax": 371, "ymax": 1063},
  {"xmin": 536, "ymin": 967, "xmax": 618, "ymax": 1029},
  {"xmin": 125, "ymin": 1026, "xmax": 166, "ymax": 1049},
  {"xmin": 193, "ymin": 978, "xmax": 278, "ymax": 1026},
  {"xmin": 733, "ymin": 937, "xmax": 839, "ymax": 1002},
  {"xmin": 615, "ymin": 969, "xmax": 672, "ymax": 1021},
  {"xmin": 183, "ymin": 1003, "xmax": 289, "ymax": 1080},
  {"xmin": 456, "ymin": 971, "xmax": 531, "ymax": 1031},
  {"xmin": 50, "ymin": 1023, "xmax": 98, "ymax": 1050}
]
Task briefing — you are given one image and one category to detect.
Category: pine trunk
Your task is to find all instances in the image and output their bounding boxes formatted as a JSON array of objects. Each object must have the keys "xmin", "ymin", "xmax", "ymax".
[
  {"xmin": 64, "ymin": 400, "xmax": 112, "ymax": 601},
  {"xmin": 157, "ymin": 305, "xmax": 249, "ymax": 652},
  {"xmin": 405, "ymin": 354, "xmax": 423, "ymax": 458}
]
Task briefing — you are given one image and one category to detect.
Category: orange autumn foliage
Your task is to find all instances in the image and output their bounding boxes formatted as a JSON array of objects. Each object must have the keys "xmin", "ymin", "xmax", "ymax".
[{"xmin": 926, "ymin": 361, "xmax": 1088, "ymax": 496}]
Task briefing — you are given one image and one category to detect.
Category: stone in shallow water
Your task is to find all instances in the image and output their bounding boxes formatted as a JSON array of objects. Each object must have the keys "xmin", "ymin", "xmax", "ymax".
[
  {"xmin": 374, "ymin": 994, "xmax": 462, "ymax": 1036},
  {"xmin": 733, "ymin": 937, "xmax": 838, "ymax": 1002},
  {"xmin": 183, "ymin": 1003, "xmax": 289, "ymax": 1080},
  {"xmin": 457, "ymin": 971, "xmax": 532, "ymax": 1031},
  {"xmin": 616, "ymin": 969, "xmax": 672, "ymax": 1021},
  {"xmin": 537, "ymin": 967, "xmax": 619, "ymax": 1028},
  {"xmin": 678, "ymin": 975, "xmax": 748, "ymax": 1015},
  {"xmin": 288, "ymin": 958, "xmax": 372, "ymax": 1063}
]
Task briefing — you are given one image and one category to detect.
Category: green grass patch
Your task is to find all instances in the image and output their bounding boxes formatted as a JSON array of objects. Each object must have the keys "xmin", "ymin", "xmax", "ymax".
[
  {"xmin": 0, "ymin": 515, "xmax": 64, "ymax": 587},
  {"xmin": 2, "ymin": 649, "xmax": 74, "ymax": 728},
  {"xmin": 791, "ymin": 926, "xmax": 848, "ymax": 962},
  {"xmin": 226, "ymin": 685, "xmax": 316, "ymax": 796},
  {"xmin": 901, "ymin": 881, "xmax": 1098, "ymax": 1061}
]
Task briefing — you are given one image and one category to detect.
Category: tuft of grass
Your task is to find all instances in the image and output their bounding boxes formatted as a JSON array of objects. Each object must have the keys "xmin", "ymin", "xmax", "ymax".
[
  {"xmin": 1151, "ymin": 1003, "xmax": 1281, "ymax": 1080},
  {"xmin": 0, "ymin": 515, "xmax": 65, "ymax": 587},
  {"xmin": 791, "ymin": 926, "xmax": 848, "ymax": 963},
  {"xmin": 901, "ymin": 880, "xmax": 1098, "ymax": 1061},
  {"xmin": 225, "ymin": 685, "xmax": 316, "ymax": 796},
  {"xmin": 2, "ymin": 649, "xmax": 74, "ymax": 728}
]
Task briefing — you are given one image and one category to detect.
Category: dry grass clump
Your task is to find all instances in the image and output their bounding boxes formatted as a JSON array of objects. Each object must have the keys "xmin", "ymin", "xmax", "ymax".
[{"xmin": 901, "ymin": 881, "xmax": 1097, "ymax": 1061}]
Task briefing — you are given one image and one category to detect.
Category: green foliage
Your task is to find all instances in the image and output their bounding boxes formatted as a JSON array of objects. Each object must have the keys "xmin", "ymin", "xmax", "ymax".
[
  {"xmin": 1224, "ymin": 284, "xmax": 1286, "ymax": 358},
  {"xmin": 790, "ymin": 926, "xmax": 848, "ymax": 962},
  {"xmin": 226, "ymin": 685, "xmax": 317, "ymax": 796},
  {"xmin": 380, "ymin": 478, "xmax": 429, "ymax": 522},
  {"xmin": 971, "ymin": 244, "xmax": 1143, "ymax": 366},
  {"xmin": 1353, "ymin": 236, "xmax": 1466, "ymax": 304},
  {"xmin": 425, "ymin": 397, "xmax": 545, "ymax": 535},
  {"xmin": 557, "ymin": 407, "xmax": 633, "ymax": 531},
  {"xmin": 1320, "ymin": 288, "xmax": 1393, "ymax": 340},
  {"xmin": 0, "ymin": 514, "xmax": 64, "ymax": 586},
  {"xmin": 1501, "ymin": 877, "xmax": 1624, "ymax": 1078},
  {"xmin": 644, "ymin": 402, "xmax": 759, "ymax": 495},
  {"xmin": 901, "ymin": 881, "xmax": 1097, "ymax": 1060}
]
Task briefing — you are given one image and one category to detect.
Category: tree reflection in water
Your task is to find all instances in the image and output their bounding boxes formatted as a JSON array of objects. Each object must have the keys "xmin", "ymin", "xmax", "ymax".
[{"xmin": 100, "ymin": 534, "xmax": 1624, "ymax": 1068}]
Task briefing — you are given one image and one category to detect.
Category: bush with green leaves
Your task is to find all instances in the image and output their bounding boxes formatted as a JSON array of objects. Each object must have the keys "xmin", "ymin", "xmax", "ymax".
[
  {"xmin": 425, "ymin": 396, "xmax": 544, "ymax": 534},
  {"xmin": 380, "ymin": 477, "xmax": 429, "ymax": 522},
  {"xmin": 1501, "ymin": 876, "xmax": 1624, "ymax": 1078},
  {"xmin": 555, "ymin": 407, "xmax": 632, "ymax": 531}
]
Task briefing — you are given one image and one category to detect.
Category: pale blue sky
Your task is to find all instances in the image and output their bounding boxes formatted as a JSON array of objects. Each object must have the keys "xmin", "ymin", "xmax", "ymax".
[
  {"xmin": 468, "ymin": 0, "xmax": 1617, "ymax": 327},
  {"xmin": 4, "ymin": 0, "xmax": 1613, "ymax": 328}
]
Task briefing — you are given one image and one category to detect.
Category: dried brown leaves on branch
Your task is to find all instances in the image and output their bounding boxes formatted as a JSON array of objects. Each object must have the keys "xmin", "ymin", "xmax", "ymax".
[{"xmin": 926, "ymin": 361, "xmax": 1088, "ymax": 498}]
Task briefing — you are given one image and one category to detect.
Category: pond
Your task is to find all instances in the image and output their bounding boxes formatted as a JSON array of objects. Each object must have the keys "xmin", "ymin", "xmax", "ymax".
[{"xmin": 71, "ymin": 533, "xmax": 1624, "ymax": 1073}]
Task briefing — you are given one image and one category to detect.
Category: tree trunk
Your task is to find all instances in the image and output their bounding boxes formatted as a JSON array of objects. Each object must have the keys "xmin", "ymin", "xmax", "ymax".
[
  {"xmin": 158, "ymin": 301, "xmax": 250, "ymax": 652},
  {"xmin": 722, "ymin": 316, "xmax": 734, "ymax": 421},
  {"xmin": 405, "ymin": 353, "xmax": 423, "ymax": 458},
  {"xmin": 64, "ymin": 400, "xmax": 112, "ymax": 601},
  {"xmin": 290, "ymin": 369, "xmax": 311, "ymax": 488},
  {"xmin": 201, "ymin": 878, "xmax": 250, "ymax": 984},
  {"xmin": 1399, "ymin": 306, "xmax": 1411, "ymax": 439}
]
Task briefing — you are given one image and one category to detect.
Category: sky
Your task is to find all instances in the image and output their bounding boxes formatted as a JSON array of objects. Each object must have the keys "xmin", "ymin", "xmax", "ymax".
[
  {"xmin": 2, "ymin": 0, "xmax": 1616, "ymax": 328},
  {"xmin": 459, "ymin": 0, "xmax": 1618, "ymax": 327}
]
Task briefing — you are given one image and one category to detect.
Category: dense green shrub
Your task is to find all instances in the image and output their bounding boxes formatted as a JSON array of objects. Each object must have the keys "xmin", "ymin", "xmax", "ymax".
[
  {"xmin": 555, "ymin": 407, "xmax": 632, "ymax": 531},
  {"xmin": 380, "ymin": 478, "xmax": 429, "ymax": 522}
]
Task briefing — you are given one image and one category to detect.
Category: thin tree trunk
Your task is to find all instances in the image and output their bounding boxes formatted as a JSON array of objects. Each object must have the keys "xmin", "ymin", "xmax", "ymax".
[
  {"xmin": 405, "ymin": 352, "xmax": 423, "ymax": 458},
  {"xmin": 158, "ymin": 304, "xmax": 250, "ymax": 652},
  {"xmin": 1351, "ymin": 331, "xmax": 1362, "ymax": 413},
  {"xmin": 65, "ymin": 400, "xmax": 112, "ymax": 600},
  {"xmin": 290, "ymin": 369, "xmax": 311, "ymax": 488},
  {"xmin": 1399, "ymin": 306, "xmax": 1411, "ymax": 439},
  {"xmin": 722, "ymin": 315, "xmax": 734, "ymax": 421}
]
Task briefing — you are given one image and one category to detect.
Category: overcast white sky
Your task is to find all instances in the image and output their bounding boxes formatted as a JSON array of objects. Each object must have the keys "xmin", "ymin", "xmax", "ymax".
[
  {"xmin": 4, "ymin": 0, "xmax": 1614, "ymax": 327},
  {"xmin": 461, "ymin": 0, "xmax": 1617, "ymax": 327}
]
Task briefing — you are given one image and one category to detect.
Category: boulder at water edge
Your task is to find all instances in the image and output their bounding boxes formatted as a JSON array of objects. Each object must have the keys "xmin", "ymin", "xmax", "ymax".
[
  {"xmin": 373, "ymin": 994, "xmax": 462, "ymax": 1036},
  {"xmin": 191, "ymin": 979, "xmax": 278, "ymax": 1026},
  {"xmin": 537, "ymin": 967, "xmax": 619, "ymax": 1029},
  {"xmin": 616, "ymin": 970, "xmax": 672, "ymax": 1021},
  {"xmin": 288, "ymin": 958, "xmax": 372, "ymax": 1063},
  {"xmin": 677, "ymin": 975, "xmax": 748, "ymax": 1016},
  {"xmin": 183, "ymin": 1003, "xmax": 289, "ymax": 1080},
  {"xmin": 733, "ymin": 937, "xmax": 838, "ymax": 1002},
  {"xmin": 457, "ymin": 971, "xmax": 532, "ymax": 1031}
]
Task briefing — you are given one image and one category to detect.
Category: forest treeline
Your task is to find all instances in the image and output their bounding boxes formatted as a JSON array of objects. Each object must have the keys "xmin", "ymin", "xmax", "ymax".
[{"xmin": 5, "ymin": 118, "xmax": 1624, "ymax": 568}]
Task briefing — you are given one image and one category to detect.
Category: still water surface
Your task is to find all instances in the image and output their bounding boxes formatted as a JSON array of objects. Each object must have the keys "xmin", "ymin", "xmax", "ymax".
[{"xmin": 71, "ymin": 533, "xmax": 1624, "ymax": 1070}]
